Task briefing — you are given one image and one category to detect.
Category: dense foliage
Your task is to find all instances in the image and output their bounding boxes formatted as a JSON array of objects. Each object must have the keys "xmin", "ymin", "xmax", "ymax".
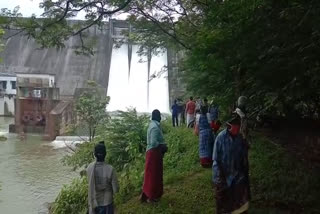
[
  {"xmin": 99, "ymin": 109, "xmax": 149, "ymax": 171},
  {"xmin": 2, "ymin": 0, "xmax": 319, "ymax": 119},
  {"xmin": 129, "ymin": 0, "xmax": 320, "ymax": 119},
  {"xmin": 53, "ymin": 110, "xmax": 199, "ymax": 213},
  {"xmin": 54, "ymin": 114, "xmax": 320, "ymax": 213},
  {"xmin": 75, "ymin": 81, "xmax": 110, "ymax": 141},
  {"xmin": 62, "ymin": 140, "xmax": 95, "ymax": 171},
  {"xmin": 117, "ymin": 133, "xmax": 320, "ymax": 213},
  {"xmin": 182, "ymin": 0, "xmax": 320, "ymax": 119},
  {"xmin": 115, "ymin": 121, "xmax": 199, "ymax": 203},
  {"xmin": 51, "ymin": 177, "xmax": 88, "ymax": 214},
  {"xmin": 63, "ymin": 108, "xmax": 148, "ymax": 170},
  {"xmin": 249, "ymin": 136, "xmax": 320, "ymax": 211}
]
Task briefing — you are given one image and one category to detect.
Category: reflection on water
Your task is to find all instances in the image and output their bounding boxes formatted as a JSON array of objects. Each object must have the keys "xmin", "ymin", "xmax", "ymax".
[{"xmin": 0, "ymin": 117, "xmax": 77, "ymax": 214}]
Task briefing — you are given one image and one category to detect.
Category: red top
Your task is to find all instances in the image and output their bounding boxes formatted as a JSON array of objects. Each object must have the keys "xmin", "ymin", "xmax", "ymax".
[{"xmin": 186, "ymin": 101, "xmax": 196, "ymax": 114}]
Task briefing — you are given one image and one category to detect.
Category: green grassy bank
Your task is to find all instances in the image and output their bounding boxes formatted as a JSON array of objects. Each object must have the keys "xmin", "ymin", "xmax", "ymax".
[
  {"xmin": 51, "ymin": 118, "xmax": 320, "ymax": 214},
  {"xmin": 117, "ymin": 126, "xmax": 320, "ymax": 214}
]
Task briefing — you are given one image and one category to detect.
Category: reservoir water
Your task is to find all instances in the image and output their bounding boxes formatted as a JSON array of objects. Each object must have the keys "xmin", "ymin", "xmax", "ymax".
[{"xmin": 0, "ymin": 117, "xmax": 77, "ymax": 214}]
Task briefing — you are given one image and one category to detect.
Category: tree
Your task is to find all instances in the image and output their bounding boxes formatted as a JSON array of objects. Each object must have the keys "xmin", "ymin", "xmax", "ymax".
[
  {"xmin": 129, "ymin": 0, "xmax": 320, "ymax": 120},
  {"xmin": 0, "ymin": 1, "xmax": 131, "ymax": 54},
  {"xmin": 0, "ymin": 0, "xmax": 200, "ymax": 54},
  {"xmin": 126, "ymin": 0, "xmax": 320, "ymax": 119},
  {"xmin": 62, "ymin": 108, "xmax": 149, "ymax": 171},
  {"xmin": 2, "ymin": 0, "xmax": 320, "ymax": 119},
  {"xmin": 75, "ymin": 81, "xmax": 110, "ymax": 141},
  {"xmin": 99, "ymin": 108, "xmax": 149, "ymax": 170}
]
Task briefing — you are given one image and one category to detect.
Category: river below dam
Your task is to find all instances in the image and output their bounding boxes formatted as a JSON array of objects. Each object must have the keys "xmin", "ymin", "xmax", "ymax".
[{"xmin": 0, "ymin": 117, "xmax": 77, "ymax": 214}]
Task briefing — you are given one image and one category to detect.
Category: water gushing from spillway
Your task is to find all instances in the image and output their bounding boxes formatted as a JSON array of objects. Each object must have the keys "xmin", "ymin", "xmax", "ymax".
[
  {"xmin": 107, "ymin": 44, "xmax": 170, "ymax": 113},
  {"xmin": 2, "ymin": 25, "xmax": 170, "ymax": 113}
]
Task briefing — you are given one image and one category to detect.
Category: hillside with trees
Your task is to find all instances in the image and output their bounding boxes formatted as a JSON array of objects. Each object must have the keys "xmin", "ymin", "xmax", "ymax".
[{"xmin": 1, "ymin": 0, "xmax": 320, "ymax": 213}]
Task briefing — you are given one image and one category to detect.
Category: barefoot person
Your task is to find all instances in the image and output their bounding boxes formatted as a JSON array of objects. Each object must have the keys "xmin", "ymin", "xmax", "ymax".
[
  {"xmin": 212, "ymin": 117, "xmax": 250, "ymax": 214},
  {"xmin": 140, "ymin": 109, "xmax": 168, "ymax": 202},
  {"xmin": 87, "ymin": 142, "xmax": 119, "ymax": 214}
]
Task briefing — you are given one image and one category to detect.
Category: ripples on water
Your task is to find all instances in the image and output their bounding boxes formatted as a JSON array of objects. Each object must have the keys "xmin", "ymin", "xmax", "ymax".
[{"xmin": 0, "ymin": 117, "xmax": 78, "ymax": 214}]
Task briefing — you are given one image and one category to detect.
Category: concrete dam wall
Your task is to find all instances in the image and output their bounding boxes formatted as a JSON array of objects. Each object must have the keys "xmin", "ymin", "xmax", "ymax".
[
  {"xmin": 0, "ymin": 21, "xmax": 113, "ymax": 97},
  {"xmin": 0, "ymin": 20, "xmax": 182, "ymax": 113}
]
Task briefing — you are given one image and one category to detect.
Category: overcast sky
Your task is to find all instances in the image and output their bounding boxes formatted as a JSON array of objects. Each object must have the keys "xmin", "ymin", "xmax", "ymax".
[
  {"xmin": 0, "ymin": 0, "xmax": 128, "ymax": 19},
  {"xmin": 0, "ymin": 0, "xmax": 44, "ymax": 17},
  {"xmin": 0, "ymin": 0, "xmax": 91, "ymax": 19}
]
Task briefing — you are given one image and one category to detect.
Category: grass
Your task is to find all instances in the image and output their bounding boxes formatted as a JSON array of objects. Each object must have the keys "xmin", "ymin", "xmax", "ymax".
[
  {"xmin": 117, "ymin": 169, "xmax": 214, "ymax": 214},
  {"xmin": 51, "ymin": 118, "xmax": 320, "ymax": 214},
  {"xmin": 117, "ymin": 127, "xmax": 320, "ymax": 214},
  {"xmin": 114, "ymin": 123, "xmax": 200, "ymax": 204}
]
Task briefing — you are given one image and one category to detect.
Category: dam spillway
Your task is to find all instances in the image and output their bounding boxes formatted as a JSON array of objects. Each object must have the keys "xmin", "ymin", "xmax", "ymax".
[{"xmin": 0, "ymin": 20, "xmax": 171, "ymax": 113}]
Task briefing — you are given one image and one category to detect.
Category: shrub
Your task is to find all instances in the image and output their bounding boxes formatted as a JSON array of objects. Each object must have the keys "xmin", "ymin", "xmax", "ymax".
[
  {"xmin": 100, "ymin": 108, "xmax": 149, "ymax": 171},
  {"xmin": 55, "ymin": 110, "xmax": 202, "ymax": 211},
  {"xmin": 63, "ymin": 108, "xmax": 149, "ymax": 171},
  {"xmin": 51, "ymin": 177, "xmax": 88, "ymax": 214},
  {"xmin": 57, "ymin": 109, "xmax": 150, "ymax": 210},
  {"xmin": 115, "ymin": 121, "xmax": 200, "ymax": 203},
  {"xmin": 62, "ymin": 141, "xmax": 96, "ymax": 171}
]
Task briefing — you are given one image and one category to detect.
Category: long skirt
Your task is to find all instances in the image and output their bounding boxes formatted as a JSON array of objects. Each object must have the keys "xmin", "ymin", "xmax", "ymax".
[
  {"xmin": 199, "ymin": 129, "xmax": 214, "ymax": 167},
  {"xmin": 215, "ymin": 180, "xmax": 250, "ymax": 214},
  {"xmin": 142, "ymin": 147, "xmax": 163, "ymax": 200},
  {"xmin": 187, "ymin": 113, "xmax": 195, "ymax": 128}
]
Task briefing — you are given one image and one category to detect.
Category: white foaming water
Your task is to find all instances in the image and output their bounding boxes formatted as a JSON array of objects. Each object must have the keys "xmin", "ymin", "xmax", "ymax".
[
  {"xmin": 107, "ymin": 44, "xmax": 170, "ymax": 113},
  {"xmin": 51, "ymin": 136, "xmax": 89, "ymax": 149}
]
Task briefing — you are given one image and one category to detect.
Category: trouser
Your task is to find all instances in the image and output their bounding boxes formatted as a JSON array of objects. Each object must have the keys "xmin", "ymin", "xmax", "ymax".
[
  {"xmin": 94, "ymin": 203, "xmax": 114, "ymax": 214},
  {"xmin": 172, "ymin": 114, "xmax": 178, "ymax": 127},
  {"xmin": 178, "ymin": 113, "xmax": 182, "ymax": 125},
  {"xmin": 181, "ymin": 112, "xmax": 185, "ymax": 124}
]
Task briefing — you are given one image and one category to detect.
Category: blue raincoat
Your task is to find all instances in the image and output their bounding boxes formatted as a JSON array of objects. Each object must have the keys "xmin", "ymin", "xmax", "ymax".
[{"xmin": 212, "ymin": 129, "xmax": 250, "ymax": 213}]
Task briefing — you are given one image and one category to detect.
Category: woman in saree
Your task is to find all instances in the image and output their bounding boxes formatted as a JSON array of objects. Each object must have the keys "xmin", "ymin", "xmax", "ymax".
[{"xmin": 198, "ymin": 106, "xmax": 214, "ymax": 168}]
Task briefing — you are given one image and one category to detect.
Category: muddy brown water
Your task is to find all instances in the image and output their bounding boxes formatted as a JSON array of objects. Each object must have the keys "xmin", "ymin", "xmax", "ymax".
[{"xmin": 0, "ymin": 117, "xmax": 77, "ymax": 214}]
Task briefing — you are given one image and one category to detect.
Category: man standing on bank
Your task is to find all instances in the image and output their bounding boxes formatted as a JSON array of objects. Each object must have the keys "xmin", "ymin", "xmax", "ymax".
[
  {"xmin": 185, "ymin": 96, "xmax": 196, "ymax": 127},
  {"xmin": 140, "ymin": 109, "xmax": 168, "ymax": 203},
  {"xmin": 212, "ymin": 117, "xmax": 250, "ymax": 214},
  {"xmin": 171, "ymin": 99, "xmax": 179, "ymax": 127},
  {"xmin": 87, "ymin": 142, "xmax": 119, "ymax": 214}
]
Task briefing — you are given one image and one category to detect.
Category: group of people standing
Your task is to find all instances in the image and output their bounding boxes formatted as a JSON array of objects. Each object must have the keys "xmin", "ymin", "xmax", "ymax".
[
  {"xmin": 86, "ymin": 110, "xmax": 168, "ymax": 214},
  {"xmin": 174, "ymin": 95, "xmax": 251, "ymax": 214},
  {"xmin": 184, "ymin": 97, "xmax": 221, "ymax": 167},
  {"xmin": 171, "ymin": 96, "xmax": 220, "ymax": 129},
  {"xmin": 86, "ymin": 96, "xmax": 250, "ymax": 214},
  {"xmin": 201, "ymin": 96, "xmax": 250, "ymax": 214}
]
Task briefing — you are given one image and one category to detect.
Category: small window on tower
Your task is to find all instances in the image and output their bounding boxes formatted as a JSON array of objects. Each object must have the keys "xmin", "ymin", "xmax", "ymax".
[
  {"xmin": 0, "ymin": 81, "xmax": 7, "ymax": 90},
  {"xmin": 11, "ymin": 81, "xmax": 16, "ymax": 89}
]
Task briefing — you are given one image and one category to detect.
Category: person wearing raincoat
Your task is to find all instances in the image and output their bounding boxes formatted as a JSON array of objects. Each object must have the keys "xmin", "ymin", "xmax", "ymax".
[{"xmin": 212, "ymin": 117, "xmax": 250, "ymax": 214}]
